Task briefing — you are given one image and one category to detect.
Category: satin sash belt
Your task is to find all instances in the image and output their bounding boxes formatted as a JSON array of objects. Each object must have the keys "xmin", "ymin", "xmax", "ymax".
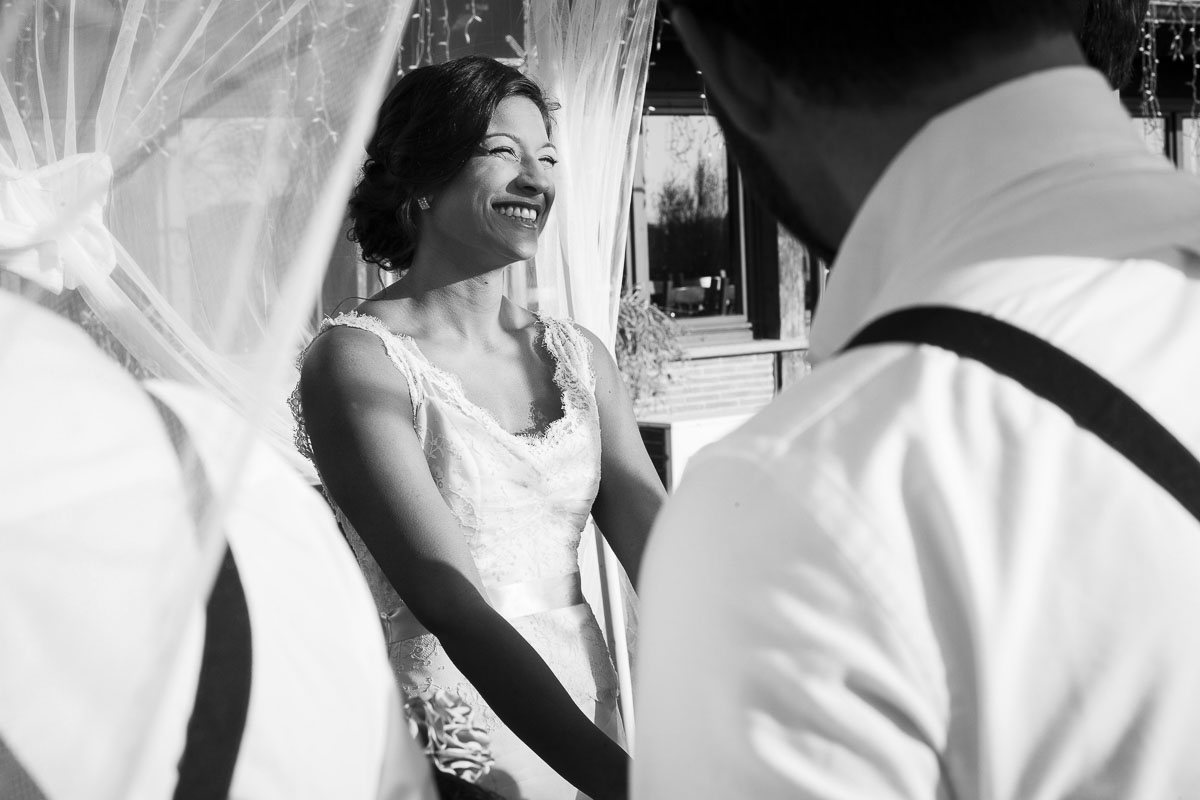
[{"xmin": 381, "ymin": 572, "xmax": 585, "ymax": 644}]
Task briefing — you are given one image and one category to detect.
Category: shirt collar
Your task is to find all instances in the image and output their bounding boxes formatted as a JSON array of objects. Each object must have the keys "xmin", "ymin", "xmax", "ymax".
[{"xmin": 808, "ymin": 67, "xmax": 1183, "ymax": 363}]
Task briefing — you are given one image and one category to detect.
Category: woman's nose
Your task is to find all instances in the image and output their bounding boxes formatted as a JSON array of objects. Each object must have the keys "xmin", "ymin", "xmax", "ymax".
[{"xmin": 517, "ymin": 157, "xmax": 553, "ymax": 195}]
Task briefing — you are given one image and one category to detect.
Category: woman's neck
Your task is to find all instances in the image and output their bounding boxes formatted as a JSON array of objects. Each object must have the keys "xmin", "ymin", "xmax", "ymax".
[{"xmin": 376, "ymin": 264, "xmax": 518, "ymax": 344}]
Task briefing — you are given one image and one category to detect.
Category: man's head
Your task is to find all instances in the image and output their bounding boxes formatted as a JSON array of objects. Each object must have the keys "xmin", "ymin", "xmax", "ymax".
[
  {"xmin": 665, "ymin": 2, "xmax": 1088, "ymax": 107},
  {"xmin": 1078, "ymin": 0, "xmax": 1150, "ymax": 90},
  {"xmin": 665, "ymin": 1, "xmax": 1092, "ymax": 259}
]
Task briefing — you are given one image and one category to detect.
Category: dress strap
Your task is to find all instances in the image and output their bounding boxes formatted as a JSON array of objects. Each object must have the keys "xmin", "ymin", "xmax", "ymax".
[
  {"xmin": 538, "ymin": 315, "xmax": 596, "ymax": 395},
  {"xmin": 291, "ymin": 312, "xmax": 431, "ymax": 462}
]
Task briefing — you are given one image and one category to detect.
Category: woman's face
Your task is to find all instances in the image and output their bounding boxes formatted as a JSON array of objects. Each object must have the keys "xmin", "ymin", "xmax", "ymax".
[{"xmin": 421, "ymin": 95, "xmax": 557, "ymax": 271}]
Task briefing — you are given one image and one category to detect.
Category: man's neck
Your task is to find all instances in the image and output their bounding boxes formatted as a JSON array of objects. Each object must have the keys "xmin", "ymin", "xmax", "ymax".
[{"xmin": 806, "ymin": 31, "xmax": 1088, "ymax": 252}]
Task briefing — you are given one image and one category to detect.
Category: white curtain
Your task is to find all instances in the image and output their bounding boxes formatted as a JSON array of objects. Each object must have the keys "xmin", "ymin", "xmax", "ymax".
[
  {"xmin": 522, "ymin": 0, "xmax": 657, "ymax": 746},
  {"xmin": 0, "ymin": 1, "xmax": 413, "ymax": 791},
  {"xmin": 521, "ymin": 0, "xmax": 656, "ymax": 347}
]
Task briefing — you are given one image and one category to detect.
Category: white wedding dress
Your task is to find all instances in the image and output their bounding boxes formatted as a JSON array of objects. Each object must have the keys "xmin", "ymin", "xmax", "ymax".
[{"xmin": 291, "ymin": 310, "xmax": 623, "ymax": 800}]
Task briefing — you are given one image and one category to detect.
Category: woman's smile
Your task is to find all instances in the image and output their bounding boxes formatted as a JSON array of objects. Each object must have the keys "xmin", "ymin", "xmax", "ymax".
[{"xmin": 493, "ymin": 202, "xmax": 541, "ymax": 226}]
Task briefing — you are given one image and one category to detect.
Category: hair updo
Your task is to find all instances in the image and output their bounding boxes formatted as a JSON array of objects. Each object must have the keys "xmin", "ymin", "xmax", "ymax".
[{"xmin": 348, "ymin": 56, "xmax": 558, "ymax": 273}]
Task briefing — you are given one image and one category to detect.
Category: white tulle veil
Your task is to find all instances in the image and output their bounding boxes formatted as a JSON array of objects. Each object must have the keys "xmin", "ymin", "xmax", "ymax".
[{"xmin": 1, "ymin": 0, "xmax": 655, "ymax": 745}]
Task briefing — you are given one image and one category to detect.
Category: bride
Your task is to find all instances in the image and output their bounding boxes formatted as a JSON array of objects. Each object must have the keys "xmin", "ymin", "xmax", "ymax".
[{"xmin": 292, "ymin": 56, "xmax": 664, "ymax": 800}]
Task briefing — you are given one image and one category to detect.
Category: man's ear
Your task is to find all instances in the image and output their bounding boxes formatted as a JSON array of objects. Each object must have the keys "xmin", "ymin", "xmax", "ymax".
[{"xmin": 669, "ymin": 6, "xmax": 776, "ymax": 136}]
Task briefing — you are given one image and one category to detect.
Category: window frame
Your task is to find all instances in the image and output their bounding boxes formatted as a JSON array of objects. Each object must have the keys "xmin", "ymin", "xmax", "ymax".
[{"xmin": 626, "ymin": 94, "xmax": 761, "ymax": 345}]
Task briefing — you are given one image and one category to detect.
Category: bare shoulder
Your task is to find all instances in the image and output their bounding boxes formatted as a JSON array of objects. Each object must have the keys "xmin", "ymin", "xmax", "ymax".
[
  {"xmin": 302, "ymin": 324, "xmax": 382, "ymax": 382},
  {"xmin": 299, "ymin": 324, "xmax": 410, "ymax": 415}
]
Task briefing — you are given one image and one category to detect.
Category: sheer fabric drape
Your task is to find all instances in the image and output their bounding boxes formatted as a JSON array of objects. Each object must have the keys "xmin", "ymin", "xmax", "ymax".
[
  {"xmin": 1, "ymin": 0, "xmax": 412, "ymax": 471},
  {"xmin": 1, "ymin": 0, "xmax": 654, "ymax": 469},
  {"xmin": 519, "ymin": 0, "xmax": 656, "ymax": 346},
  {"xmin": 521, "ymin": 0, "xmax": 657, "ymax": 745},
  {"xmin": 0, "ymin": 4, "xmax": 411, "ymax": 780}
]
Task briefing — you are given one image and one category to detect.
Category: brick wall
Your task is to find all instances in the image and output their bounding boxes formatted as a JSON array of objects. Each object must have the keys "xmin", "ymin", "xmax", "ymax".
[{"xmin": 635, "ymin": 351, "xmax": 778, "ymax": 417}]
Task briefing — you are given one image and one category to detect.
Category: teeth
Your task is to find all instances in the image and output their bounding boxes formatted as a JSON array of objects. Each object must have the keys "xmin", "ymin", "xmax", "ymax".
[{"xmin": 496, "ymin": 205, "xmax": 538, "ymax": 221}]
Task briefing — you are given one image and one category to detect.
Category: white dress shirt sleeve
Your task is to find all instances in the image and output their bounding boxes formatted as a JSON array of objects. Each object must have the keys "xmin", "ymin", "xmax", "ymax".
[{"xmin": 633, "ymin": 441, "xmax": 948, "ymax": 800}]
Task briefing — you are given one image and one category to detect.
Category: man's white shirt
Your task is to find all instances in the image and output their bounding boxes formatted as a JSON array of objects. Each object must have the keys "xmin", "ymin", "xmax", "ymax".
[
  {"xmin": 634, "ymin": 68, "xmax": 1200, "ymax": 799},
  {"xmin": 0, "ymin": 292, "xmax": 434, "ymax": 800}
]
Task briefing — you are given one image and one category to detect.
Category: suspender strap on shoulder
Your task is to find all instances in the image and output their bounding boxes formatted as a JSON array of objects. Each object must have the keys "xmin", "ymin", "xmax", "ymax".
[
  {"xmin": 173, "ymin": 546, "xmax": 252, "ymax": 800},
  {"xmin": 0, "ymin": 736, "xmax": 47, "ymax": 800},
  {"xmin": 147, "ymin": 392, "xmax": 253, "ymax": 800},
  {"xmin": 843, "ymin": 305, "xmax": 1200, "ymax": 525},
  {"xmin": 0, "ymin": 392, "xmax": 252, "ymax": 800}
]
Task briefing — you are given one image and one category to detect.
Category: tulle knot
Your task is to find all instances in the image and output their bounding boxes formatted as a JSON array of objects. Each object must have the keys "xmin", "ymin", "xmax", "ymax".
[{"xmin": 0, "ymin": 152, "xmax": 116, "ymax": 294}]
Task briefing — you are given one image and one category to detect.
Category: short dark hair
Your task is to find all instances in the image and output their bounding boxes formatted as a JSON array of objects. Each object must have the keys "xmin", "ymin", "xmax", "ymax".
[
  {"xmin": 664, "ymin": 1, "xmax": 1088, "ymax": 105},
  {"xmin": 1078, "ymin": 0, "xmax": 1150, "ymax": 89},
  {"xmin": 348, "ymin": 56, "xmax": 558, "ymax": 272}
]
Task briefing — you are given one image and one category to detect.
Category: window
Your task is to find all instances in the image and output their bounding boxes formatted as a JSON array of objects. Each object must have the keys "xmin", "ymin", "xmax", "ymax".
[
  {"xmin": 1125, "ymin": 110, "xmax": 1200, "ymax": 172},
  {"xmin": 1131, "ymin": 116, "xmax": 1167, "ymax": 158},
  {"xmin": 624, "ymin": 8, "xmax": 817, "ymax": 347},
  {"xmin": 1181, "ymin": 117, "xmax": 1200, "ymax": 174},
  {"xmin": 627, "ymin": 103, "xmax": 758, "ymax": 343},
  {"xmin": 640, "ymin": 113, "xmax": 743, "ymax": 321}
]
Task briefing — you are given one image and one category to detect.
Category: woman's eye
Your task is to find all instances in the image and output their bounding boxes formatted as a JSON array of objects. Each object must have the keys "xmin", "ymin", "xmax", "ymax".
[
  {"xmin": 489, "ymin": 146, "xmax": 518, "ymax": 159},
  {"xmin": 540, "ymin": 156, "xmax": 558, "ymax": 168}
]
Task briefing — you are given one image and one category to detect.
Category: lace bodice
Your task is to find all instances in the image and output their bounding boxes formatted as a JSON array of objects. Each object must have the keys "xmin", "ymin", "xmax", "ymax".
[{"xmin": 289, "ymin": 310, "xmax": 618, "ymax": 732}]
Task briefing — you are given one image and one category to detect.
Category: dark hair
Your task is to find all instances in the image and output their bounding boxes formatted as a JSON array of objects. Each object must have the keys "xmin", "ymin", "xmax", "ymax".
[
  {"xmin": 663, "ymin": 1, "xmax": 1089, "ymax": 105},
  {"xmin": 348, "ymin": 56, "xmax": 558, "ymax": 272},
  {"xmin": 1078, "ymin": 0, "xmax": 1150, "ymax": 90}
]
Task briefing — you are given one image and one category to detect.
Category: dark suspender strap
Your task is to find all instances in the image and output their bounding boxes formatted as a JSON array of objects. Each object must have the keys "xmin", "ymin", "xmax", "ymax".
[
  {"xmin": 174, "ymin": 547, "xmax": 252, "ymax": 800},
  {"xmin": 0, "ymin": 394, "xmax": 253, "ymax": 800},
  {"xmin": 146, "ymin": 393, "xmax": 253, "ymax": 800},
  {"xmin": 843, "ymin": 305, "xmax": 1200, "ymax": 525},
  {"xmin": 0, "ymin": 735, "xmax": 47, "ymax": 800}
]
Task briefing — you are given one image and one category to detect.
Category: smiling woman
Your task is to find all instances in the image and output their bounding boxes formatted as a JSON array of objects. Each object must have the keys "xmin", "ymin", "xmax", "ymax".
[
  {"xmin": 344, "ymin": 58, "xmax": 558, "ymax": 276},
  {"xmin": 420, "ymin": 98, "xmax": 558, "ymax": 270},
  {"xmin": 291, "ymin": 56, "xmax": 665, "ymax": 800}
]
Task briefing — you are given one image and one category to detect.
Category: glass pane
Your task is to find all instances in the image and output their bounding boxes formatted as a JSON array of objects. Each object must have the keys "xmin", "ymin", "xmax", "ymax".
[
  {"xmin": 776, "ymin": 223, "xmax": 811, "ymax": 339},
  {"xmin": 642, "ymin": 115, "xmax": 741, "ymax": 318},
  {"xmin": 1181, "ymin": 118, "xmax": 1200, "ymax": 174},
  {"xmin": 1131, "ymin": 116, "xmax": 1166, "ymax": 159}
]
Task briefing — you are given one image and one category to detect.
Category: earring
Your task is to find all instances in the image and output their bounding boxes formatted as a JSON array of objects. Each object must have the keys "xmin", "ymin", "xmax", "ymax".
[{"xmin": 416, "ymin": 196, "xmax": 431, "ymax": 211}]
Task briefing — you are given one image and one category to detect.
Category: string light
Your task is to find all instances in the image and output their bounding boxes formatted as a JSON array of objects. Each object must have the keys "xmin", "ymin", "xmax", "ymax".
[
  {"xmin": 397, "ymin": 0, "xmax": 490, "ymax": 74},
  {"xmin": 1142, "ymin": 0, "xmax": 1200, "ymax": 148},
  {"xmin": 463, "ymin": 0, "xmax": 482, "ymax": 45},
  {"xmin": 1141, "ymin": 10, "xmax": 1162, "ymax": 130},
  {"xmin": 438, "ymin": 0, "xmax": 450, "ymax": 61},
  {"xmin": 522, "ymin": 0, "xmax": 533, "ymax": 71}
]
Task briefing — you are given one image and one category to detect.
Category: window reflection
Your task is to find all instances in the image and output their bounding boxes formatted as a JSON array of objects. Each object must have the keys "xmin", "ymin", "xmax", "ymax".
[
  {"xmin": 1181, "ymin": 118, "xmax": 1200, "ymax": 174},
  {"xmin": 642, "ymin": 115, "xmax": 740, "ymax": 318},
  {"xmin": 1131, "ymin": 116, "xmax": 1166, "ymax": 158}
]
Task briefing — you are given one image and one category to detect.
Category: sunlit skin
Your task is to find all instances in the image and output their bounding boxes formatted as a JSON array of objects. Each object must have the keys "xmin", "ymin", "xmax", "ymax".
[{"xmin": 416, "ymin": 96, "xmax": 559, "ymax": 278}]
